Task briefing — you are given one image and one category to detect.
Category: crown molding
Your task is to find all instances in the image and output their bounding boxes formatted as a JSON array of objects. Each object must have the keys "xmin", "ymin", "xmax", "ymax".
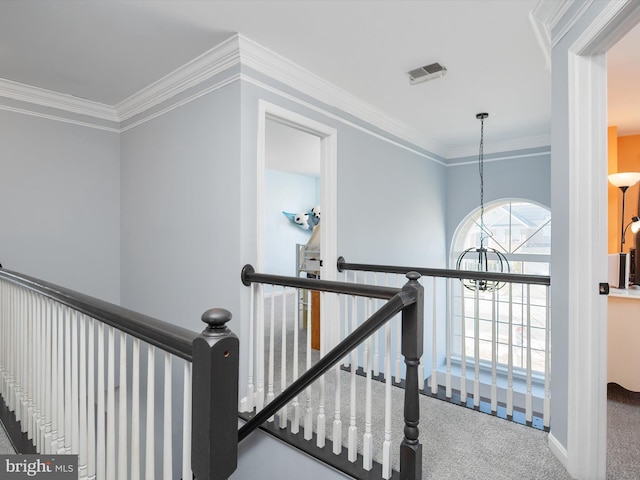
[
  {"xmin": 115, "ymin": 35, "xmax": 242, "ymax": 121},
  {"xmin": 0, "ymin": 78, "xmax": 118, "ymax": 122},
  {"xmin": 446, "ymin": 133, "xmax": 551, "ymax": 160},
  {"xmin": 530, "ymin": 0, "xmax": 581, "ymax": 64},
  {"xmin": 236, "ymin": 34, "xmax": 447, "ymax": 157}
]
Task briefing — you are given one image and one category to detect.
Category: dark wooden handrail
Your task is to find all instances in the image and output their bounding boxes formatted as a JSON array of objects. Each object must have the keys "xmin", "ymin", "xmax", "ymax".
[
  {"xmin": 337, "ymin": 256, "xmax": 551, "ymax": 286},
  {"xmin": 241, "ymin": 264, "xmax": 399, "ymax": 299},
  {"xmin": 0, "ymin": 267, "xmax": 198, "ymax": 361}
]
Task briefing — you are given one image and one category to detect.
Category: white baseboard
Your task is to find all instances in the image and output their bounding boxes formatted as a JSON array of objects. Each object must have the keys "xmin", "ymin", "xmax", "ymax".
[{"xmin": 548, "ymin": 432, "xmax": 568, "ymax": 470}]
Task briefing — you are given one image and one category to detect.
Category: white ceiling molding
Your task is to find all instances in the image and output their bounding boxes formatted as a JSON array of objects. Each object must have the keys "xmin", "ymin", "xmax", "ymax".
[
  {"xmin": 530, "ymin": 0, "xmax": 585, "ymax": 63},
  {"xmin": 446, "ymin": 133, "xmax": 551, "ymax": 160},
  {"xmin": 236, "ymin": 34, "xmax": 448, "ymax": 157},
  {"xmin": 115, "ymin": 35, "xmax": 242, "ymax": 122},
  {"xmin": 448, "ymin": 149, "xmax": 551, "ymax": 167},
  {"xmin": 0, "ymin": 102, "xmax": 119, "ymax": 132},
  {"xmin": 570, "ymin": 0, "xmax": 640, "ymax": 56},
  {"xmin": 550, "ymin": 0, "xmax": 595, "ymax": 49},
  {"xmin": 0, "ymin": 31, "xmax": 548, "ymax": 162},
  {"xmin": 0, "ymin": 77, "xmax": 118, "ymax": 122}
]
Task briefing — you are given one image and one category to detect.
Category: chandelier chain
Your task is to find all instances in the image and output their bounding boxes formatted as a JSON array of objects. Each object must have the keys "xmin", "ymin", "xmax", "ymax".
[{"xmin": 479, "ymin": 115, "xmax": 485, "ymax": 248}]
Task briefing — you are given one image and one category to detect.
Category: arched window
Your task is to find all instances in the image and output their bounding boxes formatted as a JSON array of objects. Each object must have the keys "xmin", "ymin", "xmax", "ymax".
[{"xmin": 450, "ymin": 199, "xmax": 551, "ymax": 373}]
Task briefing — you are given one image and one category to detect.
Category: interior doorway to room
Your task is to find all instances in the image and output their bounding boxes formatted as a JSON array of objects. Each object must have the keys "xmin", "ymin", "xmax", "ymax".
[
  {"xmin": 263, "ymin": 118, "xmax": 321, "ymax": 278},
  {"xmin": 256, "ymin": 102, "xmax": 338, "ymax": 351},
  {"xmin": 604, "ymin": 20, "xmax": 640, "ymax": 479},
  {"xmin": 564, "ymin": 4, "xmax": 640, "ymax": 477}
]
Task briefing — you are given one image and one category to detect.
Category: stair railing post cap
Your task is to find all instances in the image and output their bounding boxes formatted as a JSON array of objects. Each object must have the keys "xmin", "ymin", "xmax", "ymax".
[
  {"xmin": 201, "ymin": 308, "xmax": 233, "ymax": 335},
  {"xmin": 405, "ymin": 271, "xmax": 421, "ymax": 282}
]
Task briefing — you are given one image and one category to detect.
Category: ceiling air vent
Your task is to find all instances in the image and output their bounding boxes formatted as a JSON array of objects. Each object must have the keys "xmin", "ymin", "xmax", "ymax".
[{"xmin": 408, "ymin": 62, "xmax": 447, "ymax": 85}]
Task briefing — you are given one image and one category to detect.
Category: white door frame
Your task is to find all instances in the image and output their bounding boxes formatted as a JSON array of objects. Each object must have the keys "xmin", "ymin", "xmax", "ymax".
[
  {"xmin": 564, "ymin": 2, "xmax": 640, "ymax": 478},
  {"xmin": 256, "ymin": 100, "xmax": 338, "ymax": 281}
]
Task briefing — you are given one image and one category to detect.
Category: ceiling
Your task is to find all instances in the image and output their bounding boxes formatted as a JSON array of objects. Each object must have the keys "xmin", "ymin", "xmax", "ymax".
[{"xmin": 0, "ymin": 0, "xmax": 638, "ymax": 158}]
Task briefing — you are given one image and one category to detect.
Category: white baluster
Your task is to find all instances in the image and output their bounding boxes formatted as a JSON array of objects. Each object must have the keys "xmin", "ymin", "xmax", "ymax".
[
  {"xmin": 267, "ymin": 288, "xmax": 275, "ymax": 422},
  {"xmin": 21, "ymin": 289, "xmax": 30, "ymax": 430},
  {"xmin": 32, "ymin": 294, "xmax": 41, "ymax": 448},
  {"xmin": 256, "ymin": 283, "xmax": 265, "ymax": 412},
  {"xmin": 25, "ymin": 289, "xmax": 32, "ymax": 432},
  {"xmin": 460, "ymin": 288, "xmax": 467, "ymax": 404},
  {"xmin": 106, "ymin": 327, "xmax": 116, "ymax": 480},
  {"xmin": 131, "ymin": 338, "xmax": 141, "ymax": 480},
  {"xmin": 507, "ymin": 283, "xmax": 514, "ymax": 418},
  {"xmin": 526, "ymin": 284, "xmax": 533, "ymax": 424},
  {"xmin": 145, "ymin": 345, "xmax": 155, "ymax": 480},
  {"xmin": 418, "ymin": 280, "xmax": 425, "ymax": 391},
  {"xmin": 64, "ymin": 307, "xmax": 72, "ymax": 454},
  {"xmin": 303, "ymin": 287, "xmax": 313, "ymax": 441},
  {"xmin": 41, "ymin": 297, "xmax": 49, "ymax": 449},
  {"xmin": 72, "ymin": 311, "xmax": 80, "ymax": 455},
  {"xmin": 544, "ymin": 286, "xmax": 551, "ymax": 429},
  {"xmin": 95, "ymin": 322, "xmax": 105, "ymax": 479},
  {"xmin": 36, "ymin": 296, "xmax": 44, "ymax": 449},
  {"xmin": 316, "ymin": 291, "xmax": 326, "ymax": 449},
  {"xmin": 241, "ymin": 283, "xmax": 256, "ymax": 412},
  {"xmin": 381, "ymin": 320, "xmax": 393, "ymax": 479},
  {"xmin": 28, "ymin": 293, "xmax": 36, "ymax": 442},
  {"xmin": 87, "ymin": 318, "xmax": 96, "ymax": 480},
  {"xmin": 342, "ymin": 284, "xmax": 350, "ymax": 368},
  {"xmin": 11, "ymin": 287, "xmax": 18, "ymax": 419},
  {"xmin": 373, "ymin": 273, "xmax": 380, "ymax": 378},
  {"xmin": 0, "ymin": 282, "xmax": 5, "ymax": 403},
  {"xmin": 395, "ymin": 281, "xmax": 403, "ymax": 383},
  {"xmin": 445, "ymin": 278, "xmax": 453, "ymax": 400},
  {"xmin": 362, "ymin": 336, "xmax": 373, "ymax": 471},
  {"xmin": 473, "ymin": 285, "xmax": 480, "ymax": 408},
  {"xmin": 279, "ymin": 286, "xmax": 288, "ymax": 429},
  {"xmin": 291, "ymin": 287, "xmax": 300, "ymax": 434},
  {"xmin": 431, "ymin": 277, "xmax": 438, "ymax": 395},
  {"xmin": 332, "ymin": 293, "xmax": 342, "ymax": 454},
  {"xmin": 347, "ymin": 293, "xmax": 358, "ymax": 462},
  {"xmin": 163, "ymin": 353, "xmax": 172, "ymax": 480},
  {"xmin": 182, "ymin": 362, "xmax": 192, "ymax": 480},
  {"xmin": 491, "ymin": 290, "xmax": 498, "ymax": 414},
  {"xmin": 49, "ymin": 303, "xmax": 59, "ymax": 454},
  {"xmin": 56, "ymin": 305, "xmax": 66, "ymax": 454},
  {"xmin": 78, "ymin": 316, "xmax": 88, "ymax": 479},
  {"xmin": 118, "ymin": 332, "xmax": 128, "ymax": 480},
  {"xmin": 43, "ymin": 301, "xmax": 53, "ymax": 453}
]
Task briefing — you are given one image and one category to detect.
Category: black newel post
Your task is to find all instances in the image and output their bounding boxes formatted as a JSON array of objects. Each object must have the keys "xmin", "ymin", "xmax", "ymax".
[
  {"xmin": 191, "ymin": 308, "xmax": 239, "ymax": 480},
  {"xmin": 400, "ymin": 272, "xmax": 424, "ymax": 480}
]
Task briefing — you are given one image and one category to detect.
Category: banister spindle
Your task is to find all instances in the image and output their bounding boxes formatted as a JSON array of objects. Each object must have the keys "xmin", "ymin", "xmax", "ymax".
[{"xmin": 400, "ymin": 272, "xmax": 423, "ymax": 480}]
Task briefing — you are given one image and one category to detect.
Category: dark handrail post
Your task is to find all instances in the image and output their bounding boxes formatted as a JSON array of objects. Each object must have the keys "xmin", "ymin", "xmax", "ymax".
[
  {"xmin": 400, "ymin": 272, "xmax": 424, "ymax": 480},
  {"xmin": 192, "ymin": 308, "xmax": 239, "ymax": 480}
]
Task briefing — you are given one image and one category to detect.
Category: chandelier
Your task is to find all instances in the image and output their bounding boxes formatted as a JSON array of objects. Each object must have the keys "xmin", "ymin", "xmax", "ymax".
[{"xmin": 456, "ymin": 113, "xmax": 509, "ymax": 292}]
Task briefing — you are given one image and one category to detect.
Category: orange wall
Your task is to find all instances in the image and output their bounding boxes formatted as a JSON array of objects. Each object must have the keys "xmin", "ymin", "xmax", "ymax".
[
  {"xmin": 609, "ymin": 131, "xmax": 640, "ymax": 253},
  {"xmin": 609, "ymin": 127, "xmax": 619, "ymax": 253}
]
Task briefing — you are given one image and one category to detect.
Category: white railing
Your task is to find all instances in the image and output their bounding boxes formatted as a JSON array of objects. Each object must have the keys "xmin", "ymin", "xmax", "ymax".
[
  {"xmin": 337, "ymin": 258, "xmax": 552, "ymax": 430},
  {"xmin": 0, "ymin": 274, "xmax": 198, "ymax": 480}
]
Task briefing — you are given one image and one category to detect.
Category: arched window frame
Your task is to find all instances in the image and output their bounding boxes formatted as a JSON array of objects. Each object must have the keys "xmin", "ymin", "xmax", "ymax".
[{"xmin": 449, "ymin": 199, "xmax": 551, "ymax": 375}]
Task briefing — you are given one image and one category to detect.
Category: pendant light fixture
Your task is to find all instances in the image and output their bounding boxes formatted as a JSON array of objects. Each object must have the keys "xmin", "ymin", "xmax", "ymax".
[{"xmin": 456, "ymin": 113, "xmax": 509, "ymax": 291}]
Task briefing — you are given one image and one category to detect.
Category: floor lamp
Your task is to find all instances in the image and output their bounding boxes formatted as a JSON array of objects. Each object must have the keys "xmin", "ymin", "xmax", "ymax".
[{"xmin": 608, "ymin": 172, "xmax": 640, "ymax": 288}]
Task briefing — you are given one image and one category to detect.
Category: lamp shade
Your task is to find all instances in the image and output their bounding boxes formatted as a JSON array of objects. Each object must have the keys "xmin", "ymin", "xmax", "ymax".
[
  {"xmin": 608, "ymin": 172, "xmax": 640, "ymax": 188},
  {"xmin": 632, "ymin": 220, "xmax": 640, "ymax": 234}
]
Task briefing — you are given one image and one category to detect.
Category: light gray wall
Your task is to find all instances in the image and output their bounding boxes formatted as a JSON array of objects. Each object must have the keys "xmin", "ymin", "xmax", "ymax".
[
  {"xmin": 338, "ymin": 127, "xmax": 447, "ymax": 269},
  {"xmin": 119, "ymin": 81, "xmax": 242, "ymax": 335},
  {"xmin": 0, "ymin": 109, "xmax": 120, "ymax": 302},
  {"xmin": 446, "ymin": 151, "xmax": 551, "ymax": 261}
]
